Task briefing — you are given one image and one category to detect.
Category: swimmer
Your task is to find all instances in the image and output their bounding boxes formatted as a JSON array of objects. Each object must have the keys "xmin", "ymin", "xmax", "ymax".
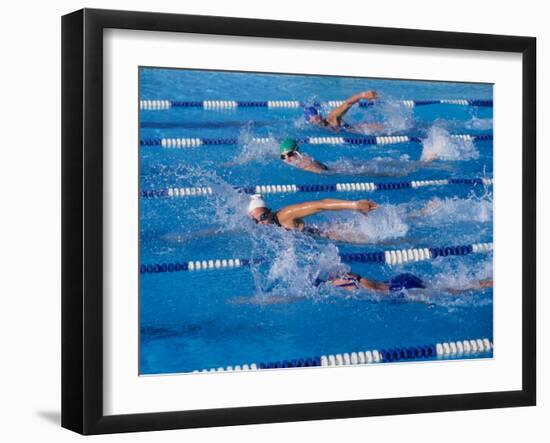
[
  {"xmin": 247, "ymin": 194, "xmax": 378, "ymax": 241},
  {"xmin": 279, "ymin": 137, "xmax": 329, "ymax": 174},
  {"xmin": 304, "ymin": 90, "xmax": 383, "ymax": 133},
  {"xmin": 231, "ymin": 272, "xmax": 493, "ymax": 305},
  {"xmin": 320, "ymin": 272, "xmax": 493, "ymax": 294},
  {"xmin": 279, "ymin": 138, "xmax": 449, "ymax": 176}
]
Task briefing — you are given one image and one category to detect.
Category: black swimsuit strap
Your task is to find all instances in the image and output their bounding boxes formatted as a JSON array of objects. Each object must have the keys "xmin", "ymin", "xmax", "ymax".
[
  {"xmin": 272, "ymin": 213, "xmax": 282, "ymax": 227},
  {"xmin": 273, "ymin": 214, "xmax": 322, "ymax": 237}
]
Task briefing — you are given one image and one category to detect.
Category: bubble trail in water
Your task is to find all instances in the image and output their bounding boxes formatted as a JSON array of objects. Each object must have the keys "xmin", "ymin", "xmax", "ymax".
[
  {"xmin": 325, "ymin": 155, "xmax": 452, "ymax": 177},
  {"xmin": 411, "ymin": 194, "xmax": 493, "ymax": 225}
]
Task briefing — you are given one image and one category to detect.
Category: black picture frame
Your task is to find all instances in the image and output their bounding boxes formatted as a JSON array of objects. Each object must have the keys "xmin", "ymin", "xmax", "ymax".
[{"xmin": 62, "ymin": 8, "xmax": 536, "ymax": 435}]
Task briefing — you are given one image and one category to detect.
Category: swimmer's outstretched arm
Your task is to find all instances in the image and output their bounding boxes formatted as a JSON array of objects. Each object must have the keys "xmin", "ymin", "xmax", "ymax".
[
  {"xmin": 326, "ymin": 90, "xmax": 378, "ymax": 125},
  {"xmin": 357, "ymin": 277, "xmax": 493, "ymax": 296},
  {"xmin": 276, "ymin": 198, "xmax": 378, "ymax": 227},
  {"xmin": 444, "ymin": 279, "xmax": 493, "ymax": 294}
]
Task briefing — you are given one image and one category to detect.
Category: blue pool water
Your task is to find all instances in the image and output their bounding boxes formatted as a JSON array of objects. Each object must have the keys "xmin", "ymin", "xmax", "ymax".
[{"xmin": 139, "ymin": 68, "xmax": 493, "ymax": 375}]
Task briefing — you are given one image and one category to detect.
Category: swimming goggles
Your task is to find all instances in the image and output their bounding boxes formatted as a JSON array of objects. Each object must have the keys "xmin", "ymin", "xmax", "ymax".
[{"xmin": 254, "ymin": 210, "xmax": 272, "ymax": 223}]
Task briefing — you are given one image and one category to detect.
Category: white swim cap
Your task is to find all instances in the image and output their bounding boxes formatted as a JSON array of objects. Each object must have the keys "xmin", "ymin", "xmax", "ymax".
[{"xmin": 248, "ymin": 194, "xmax": 267, "ymax": 213}]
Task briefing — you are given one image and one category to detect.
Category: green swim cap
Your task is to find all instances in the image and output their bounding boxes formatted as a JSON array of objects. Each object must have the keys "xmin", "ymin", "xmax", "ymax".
[{"xmin": 280, "ymin": 137, "xmax": 299, "ymax": 154}]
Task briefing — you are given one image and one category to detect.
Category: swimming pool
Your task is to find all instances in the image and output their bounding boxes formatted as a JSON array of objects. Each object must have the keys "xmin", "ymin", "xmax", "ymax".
[{"xmin": 139, "ymin": 68, "xmax": 493, "ymax": 375}]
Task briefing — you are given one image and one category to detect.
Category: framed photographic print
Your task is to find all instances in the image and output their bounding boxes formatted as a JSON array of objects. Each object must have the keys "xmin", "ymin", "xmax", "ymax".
[{"xmin": 62, "ymin": 8, "xmax": 536, "ymax": 434}]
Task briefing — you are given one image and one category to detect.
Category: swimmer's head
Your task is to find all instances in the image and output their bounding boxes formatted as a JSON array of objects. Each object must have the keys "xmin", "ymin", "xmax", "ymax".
[
  {"xmin": 279, "ymin": 137, "xmax": 299, "ymax": 159},
  {"xmin": 304, "ymin": 106, "xmax": 322, "ymax": 124},
  {"xmin": 388, "ymin": 273, "xmax": 425, "ymax": 292},
  {"xmin": 248, "ymin": 194, "xmax": 274, "ymax": 225}
]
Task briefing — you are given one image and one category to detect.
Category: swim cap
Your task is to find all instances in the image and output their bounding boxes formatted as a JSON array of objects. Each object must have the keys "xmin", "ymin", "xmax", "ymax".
[
  {"xmin": 303, "ymin": 106, "xmax": 319, "ymax": 121},
  {"xmin": 247, "ymin": 194, "xmax": 267, "ymax": 213},
  {"xmin": 388, "ymin": 273, "xmax": 425, "ymax": 292},
  {"xmin": 279, "ymin": 137, "xmax": 299, "ymax": 155}
]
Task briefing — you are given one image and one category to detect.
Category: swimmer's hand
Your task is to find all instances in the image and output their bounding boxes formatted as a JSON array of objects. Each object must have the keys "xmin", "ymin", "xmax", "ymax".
[
  {"xmin": 408, "ymin": 197, "xmax": 442, "ymax": 219},
  {"xmin": 422, "ymin": 198, "xmax": 443, "ymax": 215},
  {"xmin": 421, "ymin": 152, "xmax": 439, "ymax": 162},
  {"xmin": 360, "ymin": 90, "xmax": 378, "ymax": 100},
  {"xmin": 355, "ymin": 200, "xmax": 379, "ymax": 214}
]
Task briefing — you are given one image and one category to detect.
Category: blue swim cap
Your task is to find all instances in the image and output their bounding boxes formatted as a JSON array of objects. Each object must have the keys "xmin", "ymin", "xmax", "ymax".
[
  {"xmin": 303, "ymin": 106, "xmax": 319, "ymax": 121},
  {"xmin": 388, "ymin": 273, "xmax": 425, "ymax": 292}
]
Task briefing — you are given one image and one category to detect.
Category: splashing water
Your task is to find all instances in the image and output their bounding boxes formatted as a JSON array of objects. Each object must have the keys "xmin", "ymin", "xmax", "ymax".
[
  {"xmin": 326, "ymin": 155, "xmax": 414, "ymax": 177},
  {"xmin": 292, "ymin": 97, "xmax": 414, "ymax": 135},
  {"xmin": 244, "ymin": 242, "xmax": 493, "ymax": 307},
  {"xmin": 326, "ymin": 154, "xmax": 452, "ymax": 177},
  {"xmin": 431, "ymin": 258, "xmax": 492, "ymax": 292},
  {"xmin": 154, "ymin": 164, "xmax": 491, "ymax": 308},
  {"xmin": 161, "ymin": 166, "xmax": 492, "ymax": 308},
  {"xmin": 247, "ymin": 227, "xmax": 350, "ymax": 300},
  {"xmin": 170, "ymin": 164, "xmax": 251, "ymax": 232},
  {"xmin": 223, "ymin": 125, "xmax": 280, "ymax": 166},
  {"xmin": 157, "ymin": 164, "xmax": 489, "ymax": 247},
  {"xmin": 318, "ymin": 205, "xmax": 409, "ymax": 244},
  {"xmin": 412, "ymin": 194, "xmax": 493, "ymax": 225},
  {"xmin": 416, "ymin": 258, "xmax": 494, "ymax": 309},
  {"xmin": 429, "ymin": 116, "xmax": 493, "ymax": 133},
  {"xmin": 466, "ymin": 117, "xmax": 493, "ymax": 130},
  {"xmin": 420, "ymin": 126, "xmax": 479, "ymax": 161},
  {"xmin": 374, "ymin": 100, "xmax": 415, "ymax": 134},
  {"xmin": 379, "ymin": 257, "xmax": 493, "ymax": 308}
]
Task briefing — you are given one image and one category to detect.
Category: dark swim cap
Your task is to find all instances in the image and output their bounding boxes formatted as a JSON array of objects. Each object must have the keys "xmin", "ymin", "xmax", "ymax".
[
  {"xmin": 303, "ymin": 106, "xmax": 319, "ymax": 121},
  {"xmin": 388, "ymin": 273, "xmax": 425, "ymax": 292}
]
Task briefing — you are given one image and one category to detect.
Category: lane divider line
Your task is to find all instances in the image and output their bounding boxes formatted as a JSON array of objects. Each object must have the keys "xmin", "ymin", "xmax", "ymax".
[
  {"xmin": 139, "ymin": 99, "xmax": 494, "ymax": 110},
  {"xmin": 139, "ymin": 242, "xmax": 493, "ymax": 274},
  {"xmin": 139, "ymin": 177, "xmax": 493, "ymax": 199},
  {"xmin": 191, "ymin": 337, "xmax": 493, "ymax": 372},
  {"xmin": 140, "ymin": 133, "xmax": 493, "ymax": 148}
]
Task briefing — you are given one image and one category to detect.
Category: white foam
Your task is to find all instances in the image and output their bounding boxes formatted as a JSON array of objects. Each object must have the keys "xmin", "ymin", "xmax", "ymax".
[
  {"xmin": 326, "ymin": 155, "xmax": 453, "ymax": 177},
  {"xmin": 415, "ymin": 195, "xmax": 493, "ymax": 225},
  {"xmin": 466, "ymin": 117, "xmax": 493, "ymax": 130},
  {"xmin": 318, "ymin": 205, "xmax": 409, "ymax": 244},
  {"xmin": 376, "ymin": 100, "xmax": 415, "ymax": 134},
  {"xmin": 249, "ymin": 230, "xmax": 349, "ymax": 301},
  {"xmin": 429, "ymin": 258, "xmax": 493, "ymax": 297},
  {"xmin": 420, "ymin": 126, "xmax": 479, "ymax": 161}
]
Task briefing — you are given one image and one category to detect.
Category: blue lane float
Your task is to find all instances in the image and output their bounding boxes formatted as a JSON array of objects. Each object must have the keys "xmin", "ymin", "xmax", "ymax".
[
  {"xmin": 140, "ymin": 133, "xmax": 493, "ymax": 148},
  {"xmin": 139, "ymin": 177, "xmax": 493, "ymax": 199},
  {"xmin": 139, "ymin": 241, "xmax": 493, "ymax": 274},
  {"xmin": 192, "ymin": 337, "xmax": 493, "ymax": 372},
  {"xmin": 139, "ymin": 98, "xmax": 494, "ymax": 110}
]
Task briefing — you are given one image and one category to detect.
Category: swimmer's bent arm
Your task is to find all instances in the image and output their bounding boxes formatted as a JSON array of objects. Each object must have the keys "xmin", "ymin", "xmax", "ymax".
[
  {"xmin": 330, "ymin": 273, "xmax": 389, "ymax": 292},
  {"xmin": 302, "ymin": 157, "xmax": 329, "ymax": 174},
  {"xmin": 326, "ymin": 90, "xmax": 378, "ymax": 125},
  {"xmin": 275, "ymin": 198, "xmax": 378, "ymax": 227},
  {"xmin": 357, "ymin": 276, "xmax": 388, "ymax": 292}
]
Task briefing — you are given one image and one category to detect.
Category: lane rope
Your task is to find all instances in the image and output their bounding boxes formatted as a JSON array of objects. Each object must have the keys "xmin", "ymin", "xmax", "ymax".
[
  {"xmin": 191, "ymin": 337, "xmax": 493, "ymax": 372},
  {"xmin": 140, "ymin": 177, "xmax": 493, "ymax": 198},
  {"xmin": 139, "ymin": 241, "xmax": 493, "ymax": 274},
  {"xmin": 140, "ymin": 133, "xmax": 493, "ymax": 148},
  {"xmin": 139, "ymin": 99, "xmax": 493, "ymax": 110}
]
